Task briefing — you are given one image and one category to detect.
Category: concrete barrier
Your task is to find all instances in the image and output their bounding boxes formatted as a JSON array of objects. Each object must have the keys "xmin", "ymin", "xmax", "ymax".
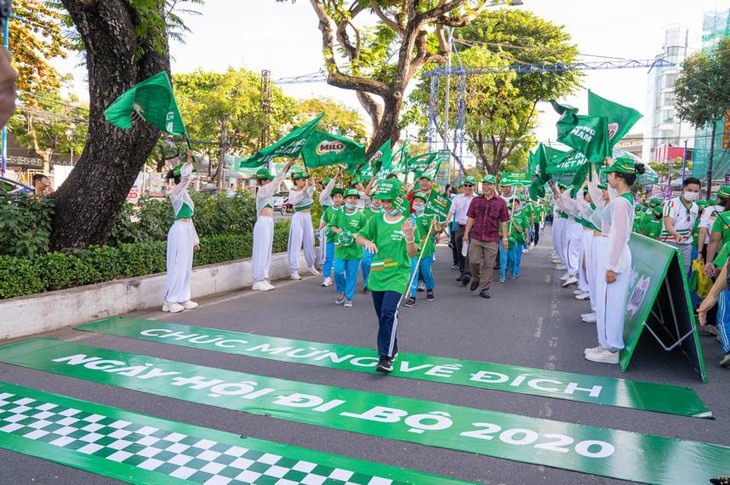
[{"xmin": 0, "ymin": 251, "xmax": 305, "ymax": 341}]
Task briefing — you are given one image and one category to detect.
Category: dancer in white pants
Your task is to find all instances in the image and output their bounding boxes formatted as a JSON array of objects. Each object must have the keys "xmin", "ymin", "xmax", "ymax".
[
  {"xmin": 583, "ymin": 176, "xmax": 610, "ymax": 324},
  {"xmin": 585, "ymin": 156, "xmax": 644, "ymax": 364},
  {"xmin": 553, "ymin": 185, "xmax": 582, "ymax": 287},
  {"xmin": 163, "ymin": 153, "xmax": 200, "ymax": 313},
  {"xmin": 287, "ymin": 169, "xmax": 319, "ymax": 280},
  {"xmin": 251, "ymin": 160, "xmax": 293, "ymax": 292}
]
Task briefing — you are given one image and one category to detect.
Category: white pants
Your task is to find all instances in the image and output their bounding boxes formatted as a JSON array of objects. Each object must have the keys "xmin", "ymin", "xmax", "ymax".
[
  {"xmin": 594, "ymin": 237, "xmax": 632, "ymax": 352},
  {"xmin": 578, "ymin": 229, "xmax": 593, "ymax": 292},
  {"xmin": 288, "ymin": 211, "xmax": 316, "ymax": 272},
  {"xmin": 165, "ymin": 220, "xmax": 196, "ymax": 303},
  {"xmin": 553, "ymin": 217, "xmax": 565, "ymax": 263},
  {"xmin": 252, "ymin": 216, "xmax": 274, "ymax": 283},
  {"xmin": 565, "ymin": 220, "xmax": 582, "ymax": 277},
  {"xmin": 587, "ymin": 235, "xmax": 600, "ymax": 313}
]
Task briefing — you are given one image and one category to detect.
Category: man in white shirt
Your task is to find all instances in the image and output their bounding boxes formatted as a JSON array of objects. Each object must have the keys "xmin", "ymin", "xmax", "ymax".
[
  {"xmin": 449, "ymin": 176, "xmax": 477, "ymax": 283},
  {"xmin": 661, "ymin": 177, "xmax": 701, "ymax": 274}
]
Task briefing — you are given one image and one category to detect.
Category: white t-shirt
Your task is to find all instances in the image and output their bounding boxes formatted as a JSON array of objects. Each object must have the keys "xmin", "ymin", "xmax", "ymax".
[
  {"xmin": 451, "ymin": 194, "xmax": 475, "ymax": 225},
  {"xmin": 660, "ymin": 196, "xmax": 699, "ymax": 244},
  {"xmin": 699, "ymin": 205, "xmax": 724, "ymax": 244}
]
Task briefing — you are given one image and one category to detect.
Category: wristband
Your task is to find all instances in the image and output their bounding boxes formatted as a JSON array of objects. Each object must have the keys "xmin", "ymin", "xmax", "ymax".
[{"xmin": 405, "ymin": 237, "xmax": 415, "ymax": 244}]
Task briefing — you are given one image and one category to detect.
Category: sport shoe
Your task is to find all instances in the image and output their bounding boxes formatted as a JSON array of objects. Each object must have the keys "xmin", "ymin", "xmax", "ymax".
[
  {"xmin": 162, "ymin": 302, "xmax": 184, "ymax": 313},
  {"xmin": 344, "ymin": 299, "xmax": 353, "ymax": 308},
  {"xmin": 417, "ymin": 281, "xmax": 426, "ymax": 292},
  {"xmin": 561, "ymin": 276, "xmax": 578, "ymax": 287},
  {"xmin": 404, "ymin": 297, "xmax": 416, "ymax": 307},
  {"xmin": 263, "ymin": 280, "xmax": 275, "ymax": 290},
  {"xmin": 575, "ymin": 292, "xmax": 590, "ymax": 300},
  {"xmin": 426, "ymin": 290, "xmax": 434, "ymax": 302},
  {"xmin": 362, "ymin": 286, "xmax": 370, "ymax": 294},
  {"xmin": 451, "ymin": 264, "xmax": 459, "ymax": 270},
  {"xmin": 252, "ymin": 281, "xmax": 273, "ymax": 292},
  {"xmin": 479, "ymin": 290, "xmax": 491, "ymax": 299},
  {"xmin": 321, "ymin": 277, "xmax": 333, "ymax": 287},
  {"xmin": 470, "ymin": 280, "xmax": 479, "ymax": 291},
  {"xmin": 461, "ymin": 275, "xmax": 471, "ymax": 286},
  {"xmin": 573, "ymin": 289, "xmax": 584, "ymax": 295},
  {"xmin": 290, "ymin": 272, "xmax": 302, "ymax": 280},
  {"xmin": 556, "ymin": 264, "xmax": 568, "ymax": 270},
  {"xmin": 721, "ymin": 354, "xmax": 730, "ymax": 368},
  {"xmin": 335, "ymin": 293, "xmax": 346, "ymax": 305},
  {"xmin": 582, "ymin": 313, "xmax": 597, "ymax": 323},
  {"xmin": 560, "ymin": 273, "xmax": 570, "ymax": 281},
  {"xmin": 376, "ymin": 356, "xmax": 393, "ymax": 373},
  {"xmin": 392, "ymin": 345, "xmax": 399, "ymax": 361},
  {"xmin": 307, "ymin": 265, "xmax": 320, "ymax": 276},
  {"xmin": 182, "ymin": 300, "xmax": 198, "ymax": 310},
  {"xmin": 499, "ymin": 277, "xmax": 505, "ymax": 283},
  {"xmin": 585, "ymin": 348, "xmax": 619, "ymax": 364},
  {"xmin": 584, "ymin": 345, "xmax": 604, "ymax": 355}
]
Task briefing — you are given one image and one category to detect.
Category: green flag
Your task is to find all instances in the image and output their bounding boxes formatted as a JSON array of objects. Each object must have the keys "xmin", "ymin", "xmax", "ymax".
[
  {"xmin": 104, "ymin": 71, "xmax": 188, "ymax": 139},
  {"xmin": 369, "ymin": 140, "xmax": 393, "ymax": 172},
  {"xmin": 407, "ymin": 152, "xmax": 438, "ymax": 174},
  {"xmin": 588, "ymin": 91, "xmax": 642, "ymax": 149},
  {"xmin": 391, "ymin": 140, "xmax": 410, "ymax": 174},
  {"xmin": 425, "ymin": 189, "xmax": 452, "ymax": 223},
  {"xmin": 550, "ymin": 100, "xmax": 610, "ymax": 163},
  {"xmin": 301, "ymin": 130, "xmax": 366, "ymax": 168},
  {"xmin": 500, "ymin": 171, "xmax": 532, "ymax": 187},
  {"xmin": 238, "ymin": 114, "xmax": 324, "ymax": 169}
]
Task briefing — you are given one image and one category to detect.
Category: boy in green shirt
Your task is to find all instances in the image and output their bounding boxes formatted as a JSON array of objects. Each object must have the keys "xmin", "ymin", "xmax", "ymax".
[
  {"xmin": 329, "ymin": 188, "xmax": 367, "ymax": 307},
  {"xmin": 404, "ymin": 191, "xmax": 438, "ymax": 307}
]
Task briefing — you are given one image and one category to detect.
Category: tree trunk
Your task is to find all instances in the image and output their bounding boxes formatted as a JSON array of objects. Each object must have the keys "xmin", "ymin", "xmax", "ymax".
[
  {"xmin": 707, "ymin": 123, "xmax": 716, "ymax": 199},
  {"xmin": 50, "ymin": 0, "xmax": 169, "ymax": 250},
  {"xmin": 367, "ymin": 96, "xmax": 401, "ymax": 159}
]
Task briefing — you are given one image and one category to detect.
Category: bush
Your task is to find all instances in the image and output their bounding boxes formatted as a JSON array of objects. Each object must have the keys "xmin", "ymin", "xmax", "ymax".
[
  {"xmin": 0, "ymin": 189, "xmax": 54, "ymax": 258},
  {"xmin": 0, "ymin": 220, "xmax": 292, "ymax": 299}
]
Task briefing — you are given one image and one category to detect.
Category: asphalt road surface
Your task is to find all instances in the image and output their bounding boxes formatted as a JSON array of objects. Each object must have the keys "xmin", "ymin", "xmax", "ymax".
[{"xmin": 1, "ymin": 226, "xmax": 729, "ymax": 484}]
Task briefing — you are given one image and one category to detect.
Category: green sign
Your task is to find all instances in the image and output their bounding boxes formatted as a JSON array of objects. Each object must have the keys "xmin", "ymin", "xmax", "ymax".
[
  {"xmin": 78, "ymin": 317, "xmax": 711, "ymax": 418},
  {"xmin": 424, "ymin": 190, "xmax": 452, "ymax": 224},
  {"xmin": 1, "ymin": 339, "xmax": 728, "ymax": 484},
  {"xmin": 500, "ymin": 172, "xmax": 532, "ymax": 187},
  {"xmin": 621, "ymin": 234, "xmax": 707, "ymax": 381},
  {"xmin": 301, "ymin": 130, "xmax": 366, "ymax": 168},
  {"xmin": 0, "ymin": 381, "xmax": 464, "ymax": 485}
]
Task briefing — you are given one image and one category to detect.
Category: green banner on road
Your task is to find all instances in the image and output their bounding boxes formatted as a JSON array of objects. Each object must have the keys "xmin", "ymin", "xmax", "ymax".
[
  {"xmin": 0, "ymin": 339, "xmax": 727, "ymax": 484},
  {"xmin": 0, "ymin": 381, "xmax": 464, "ymax": 485},
  {"xmin": 621, "ymin": 234, "xmax": 707, "ymax": 380},
  {"xmin": 79, "ymin": 317, "xmax": 711, "ymax": 419}
]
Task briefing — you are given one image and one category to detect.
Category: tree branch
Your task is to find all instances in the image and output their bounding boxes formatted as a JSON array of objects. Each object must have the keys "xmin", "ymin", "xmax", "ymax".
[{"xmin": 369, "ymin": 0, "xmax": 404, "ymax": 36}]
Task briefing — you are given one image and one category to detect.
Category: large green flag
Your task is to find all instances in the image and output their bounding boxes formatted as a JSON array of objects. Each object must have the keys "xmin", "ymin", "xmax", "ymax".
[
  {"xmin": 588, "ymin": 91, "xmax": 642, "ymax": 149},
  {"xmin": 104, "ymin": 71, "xmax": 188, "ymax": 139},
  {"xmin": 500, "ymin": 171, "xmax": 532, "ymax": 187},
  {"xmin": 550, "ymin": 100, "xmax": 610, "ymax": 163},
  {"xmin": 238, "ymin": 114, "xmax": 324, "ymax": 169},
  {"xmin": 407, "ymin": 152, "xmax": 437, "ymax": 174},
  {"xmin": 391, "ymin": 140, "xmax": 410, "ymax": 174},
  {"xmin": 301, "ymin": 130, "xmax": 366, "ymax": 168}
]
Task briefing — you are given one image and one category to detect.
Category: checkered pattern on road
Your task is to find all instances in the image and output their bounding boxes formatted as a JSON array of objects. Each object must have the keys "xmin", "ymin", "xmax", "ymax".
[{"xmin": 0, "ymin": 391, "xmax": 395, "ymax": 485}]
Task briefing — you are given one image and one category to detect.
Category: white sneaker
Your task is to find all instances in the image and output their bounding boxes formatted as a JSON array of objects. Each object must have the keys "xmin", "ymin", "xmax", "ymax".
[
  {"xmin": 560, "ymin": 273, "xmax": 570, "ymax": 281},
  {"xmin": 551, "ymin": 258, "xmax": 562, "ymax": 264},
  {"xmin": 335, "ymin": 293, "xmax": 346, "ymax": 305},
  {"xmin": 582, "ymin": 313, "xmax": 597, "ymax": 323},
  {"xmin": 573, "ymin": 289, "xmax": 583, "ymax": 295},
  {"xmin": 321, "ymin": 277, "xmax": 333, "ymax": 287},
  {"xmin": 264, "ymin": 280, "xmax": 275, "ymax": 290},
  {"xmin": 575, "ymin": 292, "xmax": 590, "ymax": 300},
  {"xmin": 581, "ymin": 312, "xmax": 595, "ymax": 318},
  {"xmin": 162, "ymin": 302, "xmax": 184, "ymax": 313},
  {"xmin": 252, "ymin": 281, "xmax": 273, "ymax": 291},
  {"xmin": 561, "ymin": 276, "xmax": 579, "ymax": 287},
  {"xmin": 585, "ymin": 348, "xmax": 619, "ymax": 364},
  {"xmin": 290, "ymin": 272, "xmax": 302, "ymax": 280},
  {"xmin": 344, "ymin": 299, "xmax": 353, "ymax": 308},
  {"xmin": 556, "ymin": 264, "xmax": 568, "ymax": 270},
  {"xmin": 584, "ymin": 345, "xmax": 604, "ymax": 355},
  {"xmin": 182, "ymin": 300, "xmax": 198, "ymax": 310},
  {"xmin": 307, "ymin": 265, "xmax": 320, "ymax": 276}
]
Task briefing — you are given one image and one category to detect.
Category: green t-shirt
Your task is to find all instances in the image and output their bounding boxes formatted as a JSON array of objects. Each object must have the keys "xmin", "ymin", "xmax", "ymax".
[
  {"xmin": 358, "ymin": 212, "xmax": 411, "ymax": 293},
  {"xmin": 333, "ymin": 209, "xmax": 367, "ymax": 260},
  {"xmin": 642, "ymin": 218, "xmax": 663, "ymax": 240},
  {"xmin": 412, "ymin": 213, "xmax": 437, "ymax": 258},
  {"xmin": 509, "ymin": 210, "xmax": 530, "ymax": 247},
  {"xmin": 323, "ymin": 205, "xmax": 342, "ymax": 242},
  {"xmin": 364, "ymin": 207, "xmax": 381, "ymax": 222},
  {"xmin": 711, "ymin": 212, "xmax": 730, "ymax": 266}
]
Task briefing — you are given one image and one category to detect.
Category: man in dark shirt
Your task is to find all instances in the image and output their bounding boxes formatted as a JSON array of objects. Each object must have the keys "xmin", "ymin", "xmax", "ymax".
[{"xmin": 463, "ymin": 174, "xmax": 509, "ymax": 299}]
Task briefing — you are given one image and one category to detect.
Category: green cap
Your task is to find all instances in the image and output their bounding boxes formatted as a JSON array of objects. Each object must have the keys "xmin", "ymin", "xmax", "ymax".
[
  {"xmin": 708, "ymin": 198, "xmax": 718, "ymax": 206},
  {"xmin": 291, "ymin": 169, "xmax": 308, "ymax": 180},
  {"xmin": 416, "ymin": 171, "xmax": 433, "ymax": 181},
  {"xmin": 350, "ymin": 177, "xmax": 362, "ymax": 186},
  {"xmin": 331, "ymin": 187, "xmax": 345, "ymax": 197},
  {"xmin": 651, "ymin": 205, "xmax": 664, "ymax": 217},
  {"xmin": 412, "ymin": 191, "xmax": 428, "ymax": 202},
  {"xmin": 344, "ymin": 188, "xmax": 361, "ymax": 199},
  {"xmin": 717, "ymin": 186, "xmax": 730, "ymax": 199},
  {"xmin": 461, "ymin": 176, "xmax": 477, "ymax": 187},
  {"xmin": 372, "ymin": 179, "xmax": 401, "ymax": 201},
  {"xmin": 255, "ymin": 168, "xmax": 274, "ymax": 180},
  {"xmin": 172, "ymin": 163, "xmax": 197, "ymax": 177},
  {"xmin": 604, "ymin": 155, "xmax": 637, "ymax": 175},
  {"xmin": 483, "ymin": 174, "xmax": 497, "ymax": 185}
]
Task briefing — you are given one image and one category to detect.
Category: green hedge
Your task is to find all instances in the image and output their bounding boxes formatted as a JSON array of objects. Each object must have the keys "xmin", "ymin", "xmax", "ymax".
[{"xmin": 0, "ymin": 220, "xmax": 291, "ymax": 300}]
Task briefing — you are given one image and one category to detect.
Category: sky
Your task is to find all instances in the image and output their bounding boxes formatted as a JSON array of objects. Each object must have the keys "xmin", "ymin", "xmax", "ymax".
[{"xmin": 54, "ymin": 0, "xmax": 730, "ymax": 161}]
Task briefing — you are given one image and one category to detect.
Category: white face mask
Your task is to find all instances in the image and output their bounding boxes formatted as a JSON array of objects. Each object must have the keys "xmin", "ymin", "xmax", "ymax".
[{"xmin": 683, "ymin": 191, "xmax": 699, "ymax": 202}]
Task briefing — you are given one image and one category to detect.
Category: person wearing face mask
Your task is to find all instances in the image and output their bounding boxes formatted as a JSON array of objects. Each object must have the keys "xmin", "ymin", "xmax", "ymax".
[
  {"xmin": 661, "ymin": 177, "xmax": 701, "ymax": 274},
  {"xmin": 316, "ymin": 186, "xmax": 345, "ymax": 288},
  {"xmin": 329, "ymin": 189, "xmax": 367, "ymax": 307},
  {"xmin": 251, "ymin": 160, "xmax": 295, "ymax": 292},
  {"xmin": 404, "ymin": 191, "xmax": 438, "ymax": 307},
  {"xmin": 360, "ymin": 198, "xmax": 383, "ymax": 294}
]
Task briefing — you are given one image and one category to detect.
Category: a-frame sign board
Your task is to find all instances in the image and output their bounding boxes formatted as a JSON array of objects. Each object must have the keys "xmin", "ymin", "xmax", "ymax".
[{"xmin": 620, "ymin": 233, "xmax": 708, "ymax": 382}]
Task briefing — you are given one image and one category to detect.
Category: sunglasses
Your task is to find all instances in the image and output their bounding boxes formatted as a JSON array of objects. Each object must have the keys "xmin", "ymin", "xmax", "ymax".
[{"xmin": 463, "ymin": 184, "xmax": 474, "ymax": 188}]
